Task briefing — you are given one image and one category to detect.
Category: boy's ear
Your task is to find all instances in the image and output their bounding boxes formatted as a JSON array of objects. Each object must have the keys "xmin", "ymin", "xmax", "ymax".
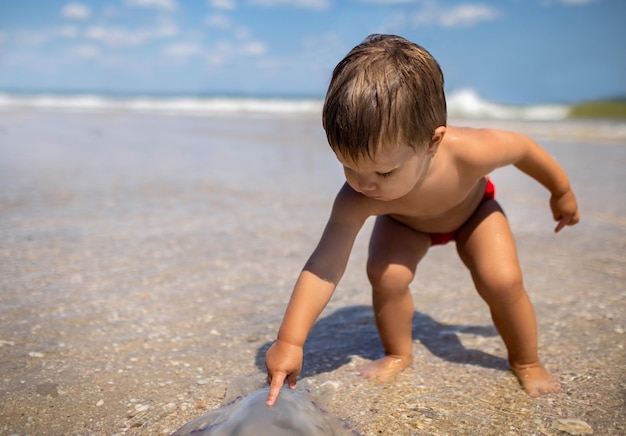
[{"xmin": 428, "ymin": 126, "xmax": 446, "ymax": 154}]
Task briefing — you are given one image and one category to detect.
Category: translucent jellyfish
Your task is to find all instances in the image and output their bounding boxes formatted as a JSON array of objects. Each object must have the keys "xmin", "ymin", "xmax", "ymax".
[{"xmin": 171, "ymin": 380, "xmax": 357, "ymax": 436}]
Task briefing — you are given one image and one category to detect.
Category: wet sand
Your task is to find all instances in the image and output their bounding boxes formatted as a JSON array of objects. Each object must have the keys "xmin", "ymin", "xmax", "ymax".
[{"xmin": 0, "ymin": 110, "xmax": 624, "ymax": 435}]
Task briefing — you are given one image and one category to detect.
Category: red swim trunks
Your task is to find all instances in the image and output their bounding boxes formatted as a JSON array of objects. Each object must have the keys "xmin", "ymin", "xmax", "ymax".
[{"xmin": 429, "ymin": 178, "xmax": 496, "ymax": 246}]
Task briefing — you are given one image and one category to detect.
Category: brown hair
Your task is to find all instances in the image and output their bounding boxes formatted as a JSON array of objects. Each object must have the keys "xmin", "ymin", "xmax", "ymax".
[{"xmin": 322, "ymin": 34, "xmax": 447, "ymax": 161}]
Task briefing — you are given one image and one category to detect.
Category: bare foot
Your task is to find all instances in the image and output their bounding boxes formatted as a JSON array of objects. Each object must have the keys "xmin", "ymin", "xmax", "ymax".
[
  {"xmin": 511, "ymin": 362, "xmax": 561, "ymax": 397},
  {"xmin": 358, "ymin": 355, "xmax": 412, "ymax": 382}
]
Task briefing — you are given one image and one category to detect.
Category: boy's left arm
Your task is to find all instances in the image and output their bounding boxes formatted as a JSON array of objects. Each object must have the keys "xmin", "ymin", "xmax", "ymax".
[
  {"xmin": 464, "ymin": 128, "xmax": 580, "ymax": 233},
  {"xmin": 510, "ymin": 133, "xmax": 580, "ymax": 232}
]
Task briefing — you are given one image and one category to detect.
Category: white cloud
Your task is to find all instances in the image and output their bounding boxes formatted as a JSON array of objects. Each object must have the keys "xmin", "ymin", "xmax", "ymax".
[
  {"xmin": 61, "ymin": 3, "xmax": 91, "ymax": 20},
  {"xmin": 240, "ymin": 40, "xmax": 267, "ymax": 56},
  {"xmin": 248, "ymin": 0, "xmax": 331, "ymax": 10},
  {"xmin": 206, "ymin": 14, "xmax": 251, "ymax": 40},
  {"xmin": 205, "ymin": 38, "xmax": 268, "ymax": 66},
  {"xmin": 206, "ymin": 14, "xmax": 234, "ymax": 29},
  {"xmin": 163, "ymin": 42, "xmax": 203, "ymax": 59},
  {"xmin": 410, "ymin": 1, "xmax": 500, "ymax": 28},
  {"xmin": 85, "ymin": 21, "xmax": 178, "ymax": 47},
  {"xmin": 210, "ymin": 0, "xmax": 237, "ymax": 10},
  {"xmin": 71, "ymin": 44, "xmax": 101, "ymax": 58},
  {"xmin": 124, "ymin": 0, "xmax": 178, "ymax": 11},
  {"xmin": 86, "ymin": 26, "xmax": 140, "ymax": 46},
  {"xmin": 438, "ymin": 4, "xmax": 500, "ymax": 27}
]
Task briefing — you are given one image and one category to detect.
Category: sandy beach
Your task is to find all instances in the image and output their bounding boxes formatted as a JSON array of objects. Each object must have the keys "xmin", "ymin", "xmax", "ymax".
[{"xmin": 1, "ymin": 109, "xmax": 624, "ymax": 435}]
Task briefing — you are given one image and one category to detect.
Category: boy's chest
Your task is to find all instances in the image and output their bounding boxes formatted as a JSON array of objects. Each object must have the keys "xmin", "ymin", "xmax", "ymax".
[{"xmin": 384, "ymin": 178, "xmax": 486, "ymax": 233}]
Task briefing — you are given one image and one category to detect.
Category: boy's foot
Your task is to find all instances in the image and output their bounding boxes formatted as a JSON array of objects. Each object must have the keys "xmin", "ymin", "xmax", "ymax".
[
  {"xmin": 511, "ymin": 362, "xmax": 561, "ymax": 397},
  {"xmin": 358, "ymin": 355, "xmax": 412, "ymax": 382}
]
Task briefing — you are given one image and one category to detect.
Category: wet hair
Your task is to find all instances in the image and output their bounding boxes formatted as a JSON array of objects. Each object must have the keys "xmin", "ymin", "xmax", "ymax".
[{"xmin": 322, "ymin": 34, "xmax": 447, "ymax": 162}]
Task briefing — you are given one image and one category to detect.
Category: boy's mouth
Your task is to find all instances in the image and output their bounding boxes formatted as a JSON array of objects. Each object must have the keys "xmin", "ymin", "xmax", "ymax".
[{"xmin": 365, "ymin": 192, "xmax": 386, "ymax": 201}]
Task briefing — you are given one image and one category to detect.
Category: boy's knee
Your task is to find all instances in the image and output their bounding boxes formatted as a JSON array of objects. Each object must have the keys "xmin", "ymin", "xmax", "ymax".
[
  {"xmin": 367, "ymin": 261, "xmax": 413, "ymax": 293},
  {"xmin": 477, "ymin": 268, "xmax": 525, "ymax": 305}
]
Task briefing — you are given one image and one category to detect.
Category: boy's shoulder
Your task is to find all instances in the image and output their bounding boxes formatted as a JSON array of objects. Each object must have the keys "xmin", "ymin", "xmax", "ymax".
[
  {"xmin": 445, "ymin": 125, "xmax": 523, "ymax": 144},
  {"xmin": 445, "ymin": 125, "xmax": 496, "ymax": 141},
  {"xmin": 442, "ymin": 126, "xmax": 522, "ymax": 158},
  {"xmin": 441, "ymin": 125, "xmax": 532, "ymax": 177},
  {"xmin": 332, "ymin": 182, "xmax": 388, "ymax": 218},
  {"xmin": 440, "ymin": 126, "xmax": 488, "ymax": 159}
]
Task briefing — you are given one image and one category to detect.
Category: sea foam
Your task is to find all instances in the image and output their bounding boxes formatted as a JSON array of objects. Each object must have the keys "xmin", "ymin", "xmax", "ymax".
[
  {"xmin": 447, "ymin": 89, "xmax": 570, "ymax": 121},
  {"xmin": 0, "ymin": 93, "xmax": 322, "ymax": 116},
  {"xmin": 0, "ymin": 89, "xmax": 571, "ymax": 121}
]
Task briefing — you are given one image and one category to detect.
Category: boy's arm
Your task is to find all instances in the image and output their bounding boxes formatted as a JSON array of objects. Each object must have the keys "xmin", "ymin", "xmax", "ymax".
[
  {"xmin": 459, "ymin": 128, "xmax": 580, "ymax": 232},
  {"xmin": 509, "ymin": 133, "xmax": 579, "ymax": 232},
  {"xmin": 266, "ymin": 184, "xmax": 370, "ymax": 406}
]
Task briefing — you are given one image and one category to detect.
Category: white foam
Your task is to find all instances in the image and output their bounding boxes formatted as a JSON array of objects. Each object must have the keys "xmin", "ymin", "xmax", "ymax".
[
  {"xmin": 447, "ymin": 89, "xmax": 570, "ymax": 121},
  {"xmin": 0, "ymin": 93, "xmax": 324, "ymax": 116},
  {"xmin": 0, "ymin": 89, "xmax": 571, "ymax": 120}
]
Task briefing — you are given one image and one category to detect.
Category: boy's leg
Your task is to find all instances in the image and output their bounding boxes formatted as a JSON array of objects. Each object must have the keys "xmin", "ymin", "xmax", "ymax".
[
  {"xmin": 360, "ymin": 215, "xmax": 431, "ymax": 381},
  {"xmin": 455, "ymin": 200, "xmax": 561, "ymax": 396}
]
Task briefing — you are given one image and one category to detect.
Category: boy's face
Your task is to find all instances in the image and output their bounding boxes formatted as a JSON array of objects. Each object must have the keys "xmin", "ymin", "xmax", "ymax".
[{"xmin": 335, "ymin": 142, "xmax": 433, "ymax": 202}]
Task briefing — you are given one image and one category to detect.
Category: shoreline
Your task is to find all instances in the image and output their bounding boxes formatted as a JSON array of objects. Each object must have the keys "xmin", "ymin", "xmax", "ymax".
[{"xmin": 2, "ymin": 107, "xmax": 626, "ymax": 144}]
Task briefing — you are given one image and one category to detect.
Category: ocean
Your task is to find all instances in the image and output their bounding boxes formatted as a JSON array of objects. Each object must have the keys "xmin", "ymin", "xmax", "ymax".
[
  {"xmin": 2, "ymin": 89, "xmax": 625, "ymax": 144},
  {"xmin": 0, "ymin": 88, "xmax": 587, "ymax": 120}
]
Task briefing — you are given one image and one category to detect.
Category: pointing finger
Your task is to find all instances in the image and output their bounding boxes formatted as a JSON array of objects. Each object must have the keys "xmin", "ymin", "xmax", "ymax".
[
  {"xmin": 266, "ymin": 373, "xmax": 286, "ymax": 407},
  {"xmin": 554, "ymin": 218, "xmax": 567, "ymax": 233}
]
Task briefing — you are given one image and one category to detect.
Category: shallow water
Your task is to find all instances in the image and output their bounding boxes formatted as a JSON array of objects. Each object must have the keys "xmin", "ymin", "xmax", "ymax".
[{"xmin": 1, "ymin": 110, "xmax": 624, "ymax": 435}]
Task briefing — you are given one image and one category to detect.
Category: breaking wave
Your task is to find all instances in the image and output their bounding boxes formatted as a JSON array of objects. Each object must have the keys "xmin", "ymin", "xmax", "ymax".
[{"xmin": 0, "ymin": 89, "xmax": 570, "ymax": 120}]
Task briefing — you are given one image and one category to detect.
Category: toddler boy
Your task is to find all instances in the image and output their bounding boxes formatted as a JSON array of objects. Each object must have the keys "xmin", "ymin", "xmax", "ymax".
[{"xmin": 265, "ymin": 34, "xmax": 579, "ymax": 406}]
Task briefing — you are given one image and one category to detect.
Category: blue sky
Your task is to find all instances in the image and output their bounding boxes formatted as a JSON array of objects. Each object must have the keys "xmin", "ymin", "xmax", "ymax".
[{"xmin": 0, "ymin": 0, "xmax": 624, "ymax": 104}]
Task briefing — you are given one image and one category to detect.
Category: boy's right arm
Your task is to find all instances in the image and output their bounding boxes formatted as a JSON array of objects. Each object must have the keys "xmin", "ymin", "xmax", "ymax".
[
  {"xmin": 265, "ymin": 184, "xmax": 370, "ymax": 406},
  {"xmin": 265, "ymin": 270, "xmax": 336, "ymax": 406}
]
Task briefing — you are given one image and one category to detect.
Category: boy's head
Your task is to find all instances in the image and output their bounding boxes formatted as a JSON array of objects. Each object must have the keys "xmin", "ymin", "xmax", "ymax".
[{"xmin": 322, "ymin": 34, "xmax": 447, "ymax": 162}]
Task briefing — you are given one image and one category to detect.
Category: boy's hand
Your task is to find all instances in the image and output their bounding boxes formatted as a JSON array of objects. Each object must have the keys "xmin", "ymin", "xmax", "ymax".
[
  {"xmin": 265, "ymin": 339, "xmax": 303, "ymax": 407},
  {"xmin": 550, "ymin": 189, "xmax": 580, "ymax": 233}
]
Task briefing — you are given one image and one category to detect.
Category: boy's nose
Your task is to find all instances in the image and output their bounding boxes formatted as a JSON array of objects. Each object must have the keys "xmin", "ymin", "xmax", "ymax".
[{"xmin": 357, "ymin": 176, "xmax": 376, "ymax": 192}]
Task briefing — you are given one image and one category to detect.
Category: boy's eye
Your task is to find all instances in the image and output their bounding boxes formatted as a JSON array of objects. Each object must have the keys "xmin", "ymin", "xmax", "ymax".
[{"xmin": 377, "ymin": 170, "xmax": 394, "ymax": 178}]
